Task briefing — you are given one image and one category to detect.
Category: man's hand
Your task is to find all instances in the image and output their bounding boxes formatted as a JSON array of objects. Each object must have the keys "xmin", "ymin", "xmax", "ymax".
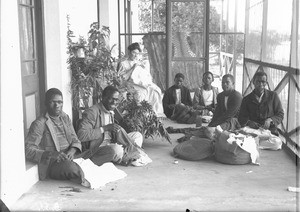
[
  {"xmin": 263, "ymin": 118, "xmax": 273, "ymax": 129},
  {"xmin": 246, "ymin": 120, "xmax": 261, "ymax": 129},
  {"xmin": 41, "ymin": 151, "xmax": 68, "ymax": 163},
  {"xmin": 205, "ymin": 105, "xmax": 214, "ymax": 112},
  {"xmin": 167, "ymin": 104, "xmax": 176, "ymax": 110},
  {"xmin": 66, "ymin": 147, "xmax": 77, "ymax": 161},
  {"xmin": 103, "ymin": 123, "xmax": 122, "ymax": 134},
  {"xmin": 194, "ymin": 105, "xmax": 205, "ymax": 110}
]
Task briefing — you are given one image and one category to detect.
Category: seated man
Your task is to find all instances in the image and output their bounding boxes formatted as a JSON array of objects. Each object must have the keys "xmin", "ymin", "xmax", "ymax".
[
  {"xmin": 162, "ymin": 73, "xmax": 193, "ymax": 121},
  {"xmin": 193, "ymin": 71, "xmax": 219, "ymax": 116},
  {"xmin": 208, "ymin": 74, "xmax": 242, "ymax": 131},
  {"xmin": 238, "ymin": 71, "xmax": 284, "ymax": 135},
  {"xmin": 25, "ymin": 88, "xmax": 89, "ymax": 187},
  {"xmin": 77, "ymin": 85, "xmax": 151, "ymax": 167}
]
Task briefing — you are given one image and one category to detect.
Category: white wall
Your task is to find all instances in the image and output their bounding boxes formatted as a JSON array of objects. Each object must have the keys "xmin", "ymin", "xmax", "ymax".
[
  {"xmin": 0, "ymin": 0, "xmax": 77, "ymax": 207},
  {"xmin": 0, "ymin": 0, "xmax": 27, "ymax": 207},
  {"xmin": 97, "ymin": 0, "xmax": 119, "ymax": 57},
  {"xmin": 57, "ymin": 0, "xmax": 98, "ymax": 118},
  {"xmin": 0, "ymin": 0, "xmax": 102, "ymax": 207},
  {"xmin": 43, "ymin": 0, "xmax": 73, "ymax": 118}
]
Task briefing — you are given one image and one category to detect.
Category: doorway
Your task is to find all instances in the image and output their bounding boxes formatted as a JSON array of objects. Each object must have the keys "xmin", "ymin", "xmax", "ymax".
[{"xmin": 18, "ymin": 0, "xmax": 45, "ymax": 137}]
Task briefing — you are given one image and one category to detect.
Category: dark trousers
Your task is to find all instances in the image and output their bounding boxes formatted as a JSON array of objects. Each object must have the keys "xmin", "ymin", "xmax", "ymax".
[{"xmin": 48, "ymin": 160, "xmax": 85, "ymax": 184}]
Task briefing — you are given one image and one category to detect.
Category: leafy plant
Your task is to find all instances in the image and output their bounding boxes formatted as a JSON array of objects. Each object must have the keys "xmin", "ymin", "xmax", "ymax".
[
  {"xmin": 118, "ymin": 99, "xmax": 171, "ymax": 143},
  {"xmin": 67, "ymin": 17, "xmax": 121, "ymax": 111},
  {"xmin": 67, "ymin": 17, "xmax": 170, "ymax": 142}
]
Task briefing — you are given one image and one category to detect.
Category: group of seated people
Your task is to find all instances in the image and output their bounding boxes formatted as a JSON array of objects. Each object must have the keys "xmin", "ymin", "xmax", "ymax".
[
  {"xmin": 25, "ymin": 42, "xmax": 284, "ymax": 188},
  {"xmin": 163, "ymin": 71, "xmax": 283, "ymax": 136}
]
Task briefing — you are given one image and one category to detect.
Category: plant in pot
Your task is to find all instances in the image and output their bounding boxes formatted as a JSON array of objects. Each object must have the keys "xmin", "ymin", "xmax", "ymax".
[
  {"xmin": 67, "ymin": 19, "xmax": 119, "ymax": 118},
  {"xmin": 67, "ymin": 18, "xmax": 170, "ymax": 143}
]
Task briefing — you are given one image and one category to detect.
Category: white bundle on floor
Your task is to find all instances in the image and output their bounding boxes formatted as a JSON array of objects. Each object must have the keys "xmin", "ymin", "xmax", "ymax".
[
  {"xmin": 227, "ymin": 133, "xmax": 260, "ymax": 165},
  {"xmin": 74, "ymin": 158, "xmax": 127, "ymax": 189},
  {"xmin": 240, "ymin": 127, "xmax": 283, "ymax": 150}
]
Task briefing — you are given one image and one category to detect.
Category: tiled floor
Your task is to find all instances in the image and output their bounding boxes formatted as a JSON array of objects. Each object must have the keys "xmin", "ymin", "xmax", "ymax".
[{"xmin": 11, "ymin": 119, "xmax": 299, "ymax": 212}]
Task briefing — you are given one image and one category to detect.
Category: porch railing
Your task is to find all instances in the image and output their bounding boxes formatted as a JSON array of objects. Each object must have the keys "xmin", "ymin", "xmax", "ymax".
[{"xmin": 243, "ymin": 58, "xmax": 300, "ymax": 161}]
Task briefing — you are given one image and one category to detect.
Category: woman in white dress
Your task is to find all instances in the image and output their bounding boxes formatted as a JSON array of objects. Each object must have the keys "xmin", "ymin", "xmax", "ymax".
[{"xmin": 117, "ymin": 43, "xmax": 165, "ymax": 118}]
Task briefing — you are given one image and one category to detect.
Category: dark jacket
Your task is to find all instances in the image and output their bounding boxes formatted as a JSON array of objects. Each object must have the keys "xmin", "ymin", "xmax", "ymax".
[
  {"xmin": 162, "ymin": 85, "xmax": 192, "ymax": 118},
  {"xmin": 209, "ymin": 90, "xmax": 242, "ymax": 127},
  {"xmin": 238, "ymin": 89, "xmax": 284, "ymax": 127},
  {"xmin": 25, "ymin": 112, "xmax": 82, "ymax": 180}
]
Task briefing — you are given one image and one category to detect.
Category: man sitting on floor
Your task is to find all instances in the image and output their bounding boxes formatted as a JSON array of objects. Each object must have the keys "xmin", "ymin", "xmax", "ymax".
[
  {"xmin": 238, "ymin": 71, "xmax": 284, "ymax": 136},
  {"xmin": 162, "ymin": 73, "xmax": 193, "ymax": 123},
  {"xmin": 25, "ymin": 88, "xmax": 89, "ymax": 187},
  {"xmin": 208, "ymin": 74, "xmax": 242, "ymax": 131},
  {"xmin": 77, "ymin": 85, "xmax": 151, "ymax": 167}
]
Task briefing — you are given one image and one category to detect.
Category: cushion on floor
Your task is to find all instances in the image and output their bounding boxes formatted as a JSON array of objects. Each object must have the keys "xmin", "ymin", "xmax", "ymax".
[{"xmin": 173, "ymin": 137, "xmax": 214, "ymax": 161}]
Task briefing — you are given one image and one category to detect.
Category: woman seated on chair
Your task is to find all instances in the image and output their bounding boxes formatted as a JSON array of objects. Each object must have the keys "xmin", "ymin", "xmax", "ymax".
[
  {"xmin": 193, "ymin": 71, "xmax": 219, "ymax": 116},
  {"xmin": 117, "ymin": 42, "xmax": 165, "ymax": 118}
]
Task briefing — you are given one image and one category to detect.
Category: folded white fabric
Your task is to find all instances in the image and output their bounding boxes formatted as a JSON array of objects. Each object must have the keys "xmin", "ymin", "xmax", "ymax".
[
  {"xmin": 240, "ymin": 127, "xmax": 283, "ymax": 150},
  {"xmin": 74, "ymin": 159, "xmax": 127, "ymax": 189}
]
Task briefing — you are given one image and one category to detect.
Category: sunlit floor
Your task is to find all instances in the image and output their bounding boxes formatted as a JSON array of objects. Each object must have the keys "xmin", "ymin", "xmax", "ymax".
[{"xmin": 11, "ymin": 119, "xmax": 299, "ymax": 212}]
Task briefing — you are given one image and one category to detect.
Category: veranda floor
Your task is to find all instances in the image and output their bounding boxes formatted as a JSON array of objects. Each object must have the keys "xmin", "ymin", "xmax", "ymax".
[{"xmin": 11, "ymin": 119, "xmax": 299, "ymax": 212}]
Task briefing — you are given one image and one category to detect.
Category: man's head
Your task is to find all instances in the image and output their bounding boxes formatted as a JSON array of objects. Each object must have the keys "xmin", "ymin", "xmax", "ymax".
[
  {"xmin": 45, "ymin": 88, "xmax": 63, "ymax": 117},
  {"xmin": 222, "ymin": 74, "xmax": 235, "ymax": 93},
  {"xmin": 253, "ymin": 72, "xmax": 268, "ymax": 94},
  {"xmin": 102, "ymin": 85, "xmax": 120, "ymax": 111},
  {"xmin": 202, "ymin": 71, "xmax": 214, "ymax": 85},
  {"xmin": 128, "ymin": 42, "xmax": 141, "ymax": 61},
  {"xmin": 174, "ymin": 73, "xmax": 185, "ymax": 88}
]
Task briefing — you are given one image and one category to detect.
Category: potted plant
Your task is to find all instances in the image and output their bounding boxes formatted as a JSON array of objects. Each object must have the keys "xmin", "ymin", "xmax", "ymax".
[{"xmin": 67, "ymin": 18, "xmax": 170, "ymax": 143}]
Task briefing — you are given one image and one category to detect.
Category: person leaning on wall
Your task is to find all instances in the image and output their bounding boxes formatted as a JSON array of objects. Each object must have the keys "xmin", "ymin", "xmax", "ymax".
[{"xmin": 25, "ymin": 88, "xmax": 90, "ymax": 187}]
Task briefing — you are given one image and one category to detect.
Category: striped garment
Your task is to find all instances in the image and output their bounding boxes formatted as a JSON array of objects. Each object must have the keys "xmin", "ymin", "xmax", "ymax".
[{"xmin": 49, "ymin": 116, "xmax": 70, "ymax": 151}]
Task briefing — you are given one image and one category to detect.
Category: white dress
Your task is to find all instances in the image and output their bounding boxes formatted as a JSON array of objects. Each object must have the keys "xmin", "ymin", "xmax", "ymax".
[{"xmin": 118, "ymin": 58, "xmax": 166, "ymax": 118}]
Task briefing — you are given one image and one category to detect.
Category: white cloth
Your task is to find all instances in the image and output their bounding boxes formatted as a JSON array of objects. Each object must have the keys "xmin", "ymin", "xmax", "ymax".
[
  {"xmin": 227, "ymin": 133, "xmax": 260, "ymax": 165},
  {"xmin": 73, "ymin": 159, "xmax": 127, "ymax": 189},
  {"xmin": 240, "ymin": 126, "xmax": 283, "ymax": 150}
]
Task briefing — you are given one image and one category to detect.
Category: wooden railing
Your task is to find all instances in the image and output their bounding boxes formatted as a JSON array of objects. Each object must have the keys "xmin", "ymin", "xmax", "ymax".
[{"xmin": 243, "ymin": 58, "xmax": 300, "ymax": 161}]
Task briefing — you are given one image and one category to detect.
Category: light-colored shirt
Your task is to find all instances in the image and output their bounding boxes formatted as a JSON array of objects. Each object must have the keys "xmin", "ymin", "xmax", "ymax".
[
  {"xmin": 224, "ymin": 96, "xmax": 229, "ymax": 110},
  {"xmin": 175, "ymin": 89, "xmax": 181, "ymax": 104},
  {"xmin": 202, "ymin": 89, "xmax": 214, "ymax": 106},
  {"xmin": 255, "ymin": 91, "xmax": 264, "ymax": 103},
  {"xmin": 99, "ymin": 103, "xmax": 114, "ymax": 147}
]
